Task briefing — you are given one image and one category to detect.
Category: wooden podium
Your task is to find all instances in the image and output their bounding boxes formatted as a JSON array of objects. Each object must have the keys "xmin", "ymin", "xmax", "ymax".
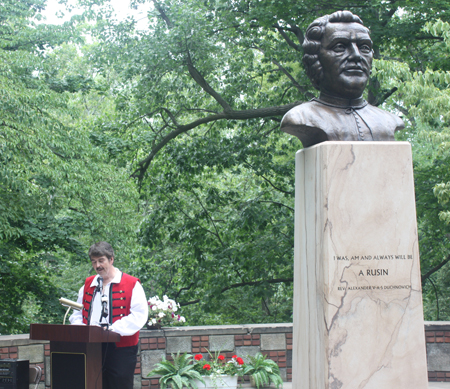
[{"xmin": 30, "ymin": 324, "xmax": 120, "ymax": 389}]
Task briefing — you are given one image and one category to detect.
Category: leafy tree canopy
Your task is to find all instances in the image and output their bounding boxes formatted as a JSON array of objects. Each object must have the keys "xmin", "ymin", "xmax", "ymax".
[
  {"xmin": 0, "ymin": 0, "xmax": 140, "ymax": 334},
  {"xmin": 77, "ymin": 0, "xmax": 450, "ymax": 323},
  {"xmin": 3, "ymin": 0, "xmax": 450, "ymax": 333}
]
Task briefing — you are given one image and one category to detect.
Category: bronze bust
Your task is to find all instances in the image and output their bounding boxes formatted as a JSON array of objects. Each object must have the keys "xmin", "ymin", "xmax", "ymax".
[{"xmin": 280, "ymin": 11, "xmax": 404, "ymax": 148}]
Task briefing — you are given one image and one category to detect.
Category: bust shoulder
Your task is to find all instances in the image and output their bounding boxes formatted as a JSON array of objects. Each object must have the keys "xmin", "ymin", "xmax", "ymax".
[
  {"xmin": 280, "ymin": 100, "xmax": 404, "ymax": 147},
  {"xmin": 361, "ymin": 104, "xmax": 405, "ymax": 131},
  {"xmin": 281, "ymin": 101, "xmax": 331, "ymax": 128},
  {"xmin": 280, "ymin": 101, "xmax": 332, "ymax": 147}
]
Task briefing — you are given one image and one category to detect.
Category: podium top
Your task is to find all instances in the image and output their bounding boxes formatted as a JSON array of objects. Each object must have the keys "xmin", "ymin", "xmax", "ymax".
[{"xmin": 30, "ymin": 324, "xmax": 120, "ymax": 343}]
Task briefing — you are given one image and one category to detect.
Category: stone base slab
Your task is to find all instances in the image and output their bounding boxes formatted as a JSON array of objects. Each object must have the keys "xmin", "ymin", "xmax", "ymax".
[{"xmin": 293, "ymin": 142, "xmax": 428, "ymax": 388}]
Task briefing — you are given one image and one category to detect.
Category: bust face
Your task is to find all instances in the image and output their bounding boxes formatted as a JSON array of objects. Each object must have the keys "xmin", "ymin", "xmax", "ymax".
[{"xmin": 318, "ymin": 22, "xmax": 373, "ymax": 100}]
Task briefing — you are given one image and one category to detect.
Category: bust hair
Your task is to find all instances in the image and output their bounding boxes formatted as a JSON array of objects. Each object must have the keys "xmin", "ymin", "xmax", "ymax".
[
  {"xmin": 302, "ymin": 11, "xmax": 366, "ymax": 90},
  {"xmin": 88, "ymin": 241, "xmax": 115, "ymax": 260}
]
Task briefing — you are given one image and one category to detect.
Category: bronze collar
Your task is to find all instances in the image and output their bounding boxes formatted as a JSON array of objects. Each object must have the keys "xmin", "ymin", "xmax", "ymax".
[{"xmin": 313, "ymin": 93, "xmax": 368, "ymax": 109}]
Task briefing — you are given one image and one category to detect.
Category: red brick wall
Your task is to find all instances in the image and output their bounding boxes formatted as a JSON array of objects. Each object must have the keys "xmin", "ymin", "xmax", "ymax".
[
  {"xmin": 426, "ymin": 329, "xmax": 450, "ymax": 382},
  {"xmin": 2, "ymin": 322, "xmax": 448, "ymax": 388},
  {"xmin": 141, "ymin": 337, "xmax": 166, "ymax": 389},
  {"xmin": 234, "ymin": 334, "xmax": 260, "ymax": 347},
  {"xmin": 142, "ymin": 329, "xmax": 292, "ymax": 389},
  {"xmin": 192, "ymin": 335, "xmax": 209, "ymax": 353}
]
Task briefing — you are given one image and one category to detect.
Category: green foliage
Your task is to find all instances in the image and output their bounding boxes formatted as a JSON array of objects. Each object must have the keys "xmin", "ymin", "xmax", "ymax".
[
  {"xmin": 4, "ymin": 0, "xmax": 450, "ymax": 332},
  {"xmin": 243, "ymin": 352, "xmax": 283, "ymax": 389},
  {"xmin": 135, "ymin": 128, "xmax": 296, "ymax": 323},
  {"xmin": 79, "ymin": 0, "xmax": 450, "ymax": 323},
  {"xmin": 148, "ymin": 353, "xmax": 205, "ymax": 389},
  {"xmin": 0, "ymin": 248, "xmax": 65, "ymax": 334},
  {"xmin": 415, "ymin": 151, "xmax": 450, "ymax": 320},
  {"xmin": 0, "ymin": 0, "xmax": 141, "ymax": 334},
  {"xmin": 382, "ymin": 19, "xmax": 450, "ymax": 320}
]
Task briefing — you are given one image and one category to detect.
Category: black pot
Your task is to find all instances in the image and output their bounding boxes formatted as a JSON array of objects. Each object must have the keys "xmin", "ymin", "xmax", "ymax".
[{"xmin": 146, "ymin": 323, "xmax": 162, "ymax": 330}]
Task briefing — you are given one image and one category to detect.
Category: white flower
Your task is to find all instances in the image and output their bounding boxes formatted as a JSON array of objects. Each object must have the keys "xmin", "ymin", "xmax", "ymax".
[{"xmin": 148, "ymin": 295, "xmax": 185, "ymax": 325}]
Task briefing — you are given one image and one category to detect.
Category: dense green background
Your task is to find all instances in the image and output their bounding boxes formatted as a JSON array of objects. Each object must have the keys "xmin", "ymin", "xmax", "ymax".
[{"xmin": 1, "ymin": 0, "xmax": 450, "ymax": 334}]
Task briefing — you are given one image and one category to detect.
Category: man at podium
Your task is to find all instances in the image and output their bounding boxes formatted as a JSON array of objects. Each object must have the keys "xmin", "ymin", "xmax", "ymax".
[{"xmin": 69, "ymin": 241, "xmax": 148, "ymax": 389}]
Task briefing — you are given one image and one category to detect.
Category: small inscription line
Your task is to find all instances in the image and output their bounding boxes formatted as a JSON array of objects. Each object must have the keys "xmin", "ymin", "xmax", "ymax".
[
  {"xmin": 333, "ymin": 254, "xmax": 413, "ymax": 261},
  {"xmin": 337, "ymin": 285, "xmax": 411, "ymax": 291}
]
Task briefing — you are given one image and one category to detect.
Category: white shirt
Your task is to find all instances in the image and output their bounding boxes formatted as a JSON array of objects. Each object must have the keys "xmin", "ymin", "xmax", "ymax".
[{"xmin": 69, "ymin": 269, "xmax": 148, "ymax": 336}]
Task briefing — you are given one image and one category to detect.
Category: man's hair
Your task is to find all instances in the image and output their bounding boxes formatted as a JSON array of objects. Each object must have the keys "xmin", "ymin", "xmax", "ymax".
[
  {"xmin": 302, "ymin": 10, "xmax": 367, "ymax": 90},
  {"xmin": 88, "ymin": 241, "xmax": 115, "ymax": 260}
]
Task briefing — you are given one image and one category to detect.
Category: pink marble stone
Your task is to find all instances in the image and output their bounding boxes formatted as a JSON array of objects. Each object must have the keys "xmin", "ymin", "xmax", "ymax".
[{"xmin": 293, "ymin": 142, "xmax": 428, "ymax": 389}]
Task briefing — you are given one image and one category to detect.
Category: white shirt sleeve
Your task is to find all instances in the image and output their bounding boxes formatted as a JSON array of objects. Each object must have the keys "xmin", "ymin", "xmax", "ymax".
[
  {"xmin": 109, "ymin": 281, "xmax": 148, "ymax": 336},
  {"xmin": 69, "ymin": 285, "xmax": 86, "ymax": 325}
]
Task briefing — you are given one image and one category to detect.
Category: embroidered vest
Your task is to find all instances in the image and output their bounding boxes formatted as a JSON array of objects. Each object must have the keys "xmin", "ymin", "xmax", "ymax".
[{"xmin": 82, "ymin": 273, "xmax": 141, "ymax": 347}]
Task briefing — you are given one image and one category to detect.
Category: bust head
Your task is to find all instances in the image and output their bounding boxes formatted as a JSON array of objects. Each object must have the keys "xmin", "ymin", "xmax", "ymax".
[{"xmin": 303, "ymin": 11, "xmax": 373, "ymax": 100}]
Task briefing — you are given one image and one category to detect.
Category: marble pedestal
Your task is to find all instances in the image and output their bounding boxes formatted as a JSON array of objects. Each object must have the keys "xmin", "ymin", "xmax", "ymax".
[{"xmin": 293, "ymin": 142, "xmax": 428, "ymax": 389}]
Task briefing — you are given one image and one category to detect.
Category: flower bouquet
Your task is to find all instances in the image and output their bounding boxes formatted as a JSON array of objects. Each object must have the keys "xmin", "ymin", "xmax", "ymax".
[
  {"xmin": 192, "ymin": 351, "xmax": 245, "ymax": 389},
  {"xmin": 147, "ymin": 295, "xmax": 186, "ymax": 328}
]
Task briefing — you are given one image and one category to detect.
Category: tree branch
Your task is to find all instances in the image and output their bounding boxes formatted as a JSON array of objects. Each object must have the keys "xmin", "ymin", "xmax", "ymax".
[
  {"xmin": 174, "ymin": 282, "xmax": 195, "ymax": 300},
  {"xmin": 428, "ymin": 277, "xmax": 440, "ymax": 321},
  {"xmin": 152, "ymin": 0, "xmax": 173, "ymax": 28},
  {"xmin": 252, "ymin": 44, "xmax": 314, "ymax": 98},
  {"xmin": 273, "ymin": 23, "xmax": 302, "ymax": 51},
  {"xmin": 161, "ymin": 107, "xmax": 180, "ymax": 127},
  {"xmin": 186, "ymin": 51, "xmax": 232, "ymax": 112},
  {"xmin": 179, "ymin": 277, "xmax": 293, "ymax": 306},
  {"xmin": 381, "ymin": 87, "xmax": 398, "ymax": 104},
  {"xmin": 257, "ymin": 200, "xmax": 294, "ymax": 212},
  {"xmin": 131, "ymin": 101, "xmax": 303, "ymax": 180},
  {"xmin": 244, "ymin": 161, "xmax": 294, "ymax": 195},
  {"xmin": 422, "ymin": 254, "xmax": 450, "ymax": 284},
  {"xmin": 415, "ymin": 35, "xmax": 444, "ymax": 41},
  {"xmin": 191, "ymin": 189, "xmax": 225, "ymax": 247},
  {"xmin": 258, "ymin": 174, "xmax": 293, "ymax": 195}
]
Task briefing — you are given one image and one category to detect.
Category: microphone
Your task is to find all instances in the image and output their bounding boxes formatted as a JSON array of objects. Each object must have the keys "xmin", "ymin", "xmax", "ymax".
[
  {"xmin": 97, "ymin": 276, "xmax": 103, "ymax": 293},
  {"xmin": 100, "ymin": 294, "xmax": 109, "ymax": 329},
  {"xmin": 101, "ymin": 294, "xmax": 108, "ymax": 317},
  {"xmin": 59, "ymin": 297, "xmax": 83, "ymax": 325},
  {"xmin": 59, "ymin": 297, "xmax": 83, "ymax": 311}
]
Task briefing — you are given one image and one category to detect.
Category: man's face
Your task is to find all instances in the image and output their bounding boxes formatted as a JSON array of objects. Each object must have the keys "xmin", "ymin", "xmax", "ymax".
[
  {"xmin": 90, "ymin": 255, "xmax": 114, "ymax": 280},
  {"xmin": 318, "ymin": 22, "xmax": 373, "ymax": 99}
]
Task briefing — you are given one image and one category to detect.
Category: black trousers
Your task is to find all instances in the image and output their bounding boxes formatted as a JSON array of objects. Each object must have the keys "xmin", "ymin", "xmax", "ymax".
[{"xmin": 102, "ymin": 343, "xmax": 138, "ymax": 389}]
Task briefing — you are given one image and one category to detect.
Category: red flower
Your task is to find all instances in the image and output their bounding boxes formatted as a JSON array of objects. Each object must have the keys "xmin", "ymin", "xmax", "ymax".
[
  {"xmin": 218, "ymin": 355, "xmax": 225, "ymax": 361},
  {"xmin": 194, "ymin": 354, "xmax": 203, "ymax": 361},
  {"xmin": 203, "ymin": 364, "xmax": 211, "ymax": 370},
  {"xmin": 232, "ymin": 355, "xmax": 237, "ymax": 359},
  {"xmin": 236, "ymin": 357, "xmax": 244, "ymax": 365}
]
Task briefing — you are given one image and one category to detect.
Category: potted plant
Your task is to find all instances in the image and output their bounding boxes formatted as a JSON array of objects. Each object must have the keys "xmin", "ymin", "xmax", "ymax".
[
  {"xmin": 147, "ymin": 295, "xmax": 186, "ymax": 329},
  {"xmin": 192, "ymin": 350, "xmax": 245, "ymax": 389},
  {"xmin": 147, "ymin": 352, "xmax": 205, "ymax": 389},
  {"xmin": 243, "ymin": 353, "xmax": 283, "ymax": 389}
]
